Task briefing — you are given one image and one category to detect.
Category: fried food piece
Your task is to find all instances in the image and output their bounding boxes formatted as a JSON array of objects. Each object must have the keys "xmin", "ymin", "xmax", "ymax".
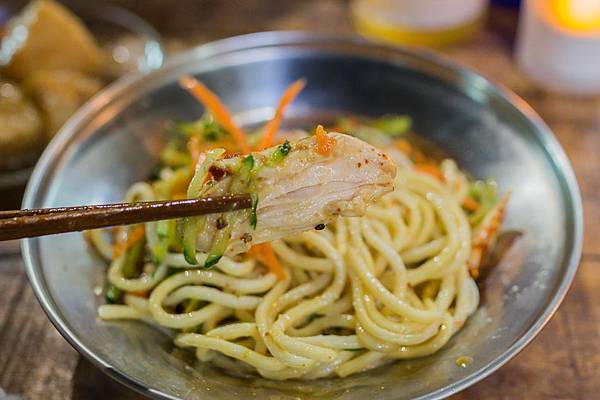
[
  {"xmin": 0, "ymin": 79, "xmax": 43, "ymax": 169},
  {"xmin": 23, "ymin": 69, "xmax": 102, "ymax": 139},
  {"xmin": 0, "ymin": 0, "xmax": 106, "ymax": 80}
]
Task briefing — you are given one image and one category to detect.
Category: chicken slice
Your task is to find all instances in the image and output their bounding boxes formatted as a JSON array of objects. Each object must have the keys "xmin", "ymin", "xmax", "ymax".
[{"xmin": 187, "ymin": 131, "xmax": 396, "ymax": 264}]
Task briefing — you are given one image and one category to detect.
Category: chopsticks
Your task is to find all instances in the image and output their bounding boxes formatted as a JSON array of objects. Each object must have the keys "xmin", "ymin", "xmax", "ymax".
[{"xmin": 0, "ymin": 194, "xmax": 252, "ymax": 241}]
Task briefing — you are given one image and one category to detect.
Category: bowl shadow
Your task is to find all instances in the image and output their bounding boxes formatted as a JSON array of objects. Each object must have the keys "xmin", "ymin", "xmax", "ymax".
[{"xmin": 72, "ymin": 356, "xmax": 145, "ymax": 400}]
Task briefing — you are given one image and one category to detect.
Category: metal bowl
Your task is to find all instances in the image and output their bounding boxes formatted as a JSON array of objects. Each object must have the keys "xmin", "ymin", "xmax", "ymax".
[{"xmin": 22, "ymin": 32, "xmax": 582, "ymax": 400}]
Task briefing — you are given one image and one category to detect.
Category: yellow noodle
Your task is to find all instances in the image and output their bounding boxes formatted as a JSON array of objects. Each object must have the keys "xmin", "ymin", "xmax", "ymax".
[{"xmin": 98, "ymin": 166, "xmax": 483, "ymax": 380}]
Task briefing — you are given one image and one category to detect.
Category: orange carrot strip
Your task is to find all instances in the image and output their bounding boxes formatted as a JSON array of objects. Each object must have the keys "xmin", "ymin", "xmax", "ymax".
[
  {"xmin": 112, "ymin": 227, "xmax": 126, "ymax": 257},
  {"xmin": 315, "ymin": 124, "xmax": 336, "ymax": 156},
  {"xmin": 193, "ymin": 151, "xmax": 207, "ymax": 173},
  {"xmin": 113, "ymin": 225, "xmax": 145, "ymax": 258},
  {"xmin": 171, "ymin": 192, "xmax": 188, "ymax": 200},
  {"xmin": 468, "ymin": 192, "xmax": 511, "ymax": 277},
  {"xmin": 394, "ymin": 139, "xmax": 412, "ymax": 156},
  {"xmin": 258, "ymin": 79, "xmax": 306, "ymax": 149},
  {"xmin": 187, "ymin": 136, "xmax": 202, "ymax": 172},
  {"xmin": 415, "ymin": 164, "xmax": 444, "ymax": 181},
  {"xmin": 249, "ymin": 243, "xmax": 285, "ymax": 279},
  {"xmin": 170, "ymin": 174, "xmax": 192, "ymax": 199},
  {"xmin": 260, "ymin": 243, "xmax": 285, "ymax": 279},
  {"xmin": 462, "ymin": 196, "xmax": 480, "ymax": 212},
  {"xmin": 179, "ymin": 75, "xmax": 250, "ymax": 154},
  {"xmin": 82, "ymin": 230, "xmax": 93, "ymax": 244}
]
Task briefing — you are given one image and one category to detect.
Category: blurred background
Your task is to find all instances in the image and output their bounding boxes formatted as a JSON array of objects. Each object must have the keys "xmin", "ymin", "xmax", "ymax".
[
  {"xmin": 4, "ymin": 0, "xmax": 600, "ymax": 211},
  {"xmin": 0, "ymin": 0, "xmax": 513, "ymax": 45},
  {"xmin": 4, "ymin": 0, "xmax": 600, "ymax": 204},
  {"xmin": 0, "ymin": 0, "xmax": 527, "ymax": 209},
  {"xmin": 0, "ymin": 1, "xmax": 598, "ymax": 399}
]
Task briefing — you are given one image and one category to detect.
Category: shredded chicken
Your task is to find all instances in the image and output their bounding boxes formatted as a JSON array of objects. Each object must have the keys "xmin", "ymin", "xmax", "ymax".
[{"xmin": 195, "ymin": 132, "xmax": 397, "ymax": 255}]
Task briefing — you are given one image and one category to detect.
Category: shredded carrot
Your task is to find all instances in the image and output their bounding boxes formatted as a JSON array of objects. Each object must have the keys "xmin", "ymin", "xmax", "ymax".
[
  {"xmin": 315, "ymin": 125, "xmax": 336, "ymax": 156},
  {"xmin": 468, "ymin": 192, "xmax": 511, "ymax": 277},
  {"xmin": 129, "ymin": 290, "xmax": 149, "ymax": 298},
  {"xmin": 454, "ymin": 177, "xmax": 463, "ymax": 192},
  {"xmin": 82, "ymin": 230, "xmax": 93, "ymax": 244},
  {"xmin": 414, "ymin": 164, "xmax": 444, "ymax": 181},
  {"xmin": 412, "ymin": 153, "xmax": 426, "ymax": 164},
  {"xmin": 113, "ymin": 225, "xmax": 145, "ymax": 258},
  {"xmin": 170, "ymin": 173, "xmax": 192, "ymax": 199},
  {"xmin": 187, "ymin": 136, "xmax": 202, "ymax": 172},
  {"xmin": 249, "ymin": 243, "xmax": 285, "ymax": 279},
  {"xmin": 260, "ymin": 243, "xmax": 285, "ymax": 279},
  {"xmin": 193, "ymin": 151, "xmax": 207, "ymax": 174},
  {"xmin": 258, "ymin": 79, "xmax": 306, "ymax": 149},
  {"xmin": 112, "ymin": 227, "xmax": 126, "ymax": 256},
  {"xmin": 179, "ymin": 75, "xmax": 250, "ymax": 154},
  {"xmin": 395, "ymin": 139, "xmax": 412, "ymax": 156},
  {"xmin": 462, "ymin": 196, "xmax": 480, "ymax": 212}
]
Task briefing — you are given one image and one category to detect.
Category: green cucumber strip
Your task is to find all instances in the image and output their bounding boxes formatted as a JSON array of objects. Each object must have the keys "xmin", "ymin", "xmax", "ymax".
[
  {"xmin": 187, "ymin": 148, "xmax": 225, "ymax": 198},
  {"xmin": 250, "ymin": 193, "xmax": 259, "ymax": 229},
  {"xmin": 105, "ymin": 284, "xmax": 122, "ymax": 304},
  {"xmin": 374, "ymin": 115, "xmax": 412, "ymax": 136},
  {"xmin": 182, "ymin": 216, "xmax": 203, "ymax": 265},
  {"xmin": 204, "ymin": 223, "xmax": 231, "ymax": 268},
  {"xmin": 122, "ymin": 238, "xmax": 145, "ymax": 278},
  {"xmin": 270, "ymin": 141, "xmax": 291, "ymax": 163}
]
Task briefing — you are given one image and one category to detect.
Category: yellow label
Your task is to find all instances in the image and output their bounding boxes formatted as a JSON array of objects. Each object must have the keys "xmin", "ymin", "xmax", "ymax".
[{"xmin": 352, "ymin": 9, "xmax": 483, "ymax": 47}]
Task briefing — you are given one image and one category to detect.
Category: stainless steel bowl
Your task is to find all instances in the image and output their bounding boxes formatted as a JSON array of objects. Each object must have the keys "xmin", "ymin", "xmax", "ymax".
[{"xmin": 22, "ymin": 32, "xmax": 583, "ymax": 400}]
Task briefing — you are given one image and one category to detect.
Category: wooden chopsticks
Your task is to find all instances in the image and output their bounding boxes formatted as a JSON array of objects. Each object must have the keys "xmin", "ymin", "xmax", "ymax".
[{"xmin": 0, "ymin": 194, "xmax": 252, "ymax": 241}]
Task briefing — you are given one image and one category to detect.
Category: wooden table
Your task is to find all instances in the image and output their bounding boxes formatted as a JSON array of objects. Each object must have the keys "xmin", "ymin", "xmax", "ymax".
[{"xmin": 0, "ymin": 2, "xmax": 598, "ymax": 399}]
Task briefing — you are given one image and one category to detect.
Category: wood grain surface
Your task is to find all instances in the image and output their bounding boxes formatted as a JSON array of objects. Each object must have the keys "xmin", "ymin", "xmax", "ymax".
[{"xmin": 0, "ymin": 2, "xmax": 598, "ymax": 399}]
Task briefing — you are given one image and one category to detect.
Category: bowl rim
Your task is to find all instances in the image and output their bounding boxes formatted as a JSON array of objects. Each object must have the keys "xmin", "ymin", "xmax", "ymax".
[{"xmin": 21, "ymin": 31, "xmax": 583, "ymax": 400}]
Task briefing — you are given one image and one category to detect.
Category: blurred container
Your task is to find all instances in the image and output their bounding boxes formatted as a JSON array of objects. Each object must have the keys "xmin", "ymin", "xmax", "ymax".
[
  {"xmin": 516, "ymin": 0, "xmax": 600, "ymax": 95},
  {"xmin": 351, "ymin": 0, "xmax": 488, "ymax": 47},
  {"xmin": 0, "ymin": 2, "xmax": 164, "ymax": 210},
  {"xmin": 492, "ymin": 0, "xmax": 522, "ymax": 7}
]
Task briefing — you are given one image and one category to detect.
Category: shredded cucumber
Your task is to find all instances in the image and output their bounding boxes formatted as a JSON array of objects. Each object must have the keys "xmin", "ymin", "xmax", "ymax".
[
  {"xmin": 122, "ymin": 237, "xmax": 145, "ymax": 278},
  {"xmin": 182, "ymin": 148, "xmax": 226, "ymax": 265},
  {"xmin": 105, "ymin": 284, "xmax": 122, "ymax": 304},
  {"xmin": 204, "ymin": 154, "xmax": 256, "ymax": 268},
  {"xmin": 250, "ymin": 193, "xmax": 259, "ymax": 229},
  {"xmin": 270, "ymin": 140, "xmax": 291, "ymax": 163},
  {"xmin": 187, "ymin": 148, "xmax": 226, "ymax": 198},
  {"xmin": 152, "ymin": 219, "xmax": 175, "ymax": 265},
  {"xmin": 373, "ymin": 115, "xmax": 412, "ymax": 136},
  {"xmin": 175, "ymin": 114, "xmax": 228, "ymax": 142},
  {"xmin": 468, "ymin": 179, "xmax": 499, "ymax": 226}
]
